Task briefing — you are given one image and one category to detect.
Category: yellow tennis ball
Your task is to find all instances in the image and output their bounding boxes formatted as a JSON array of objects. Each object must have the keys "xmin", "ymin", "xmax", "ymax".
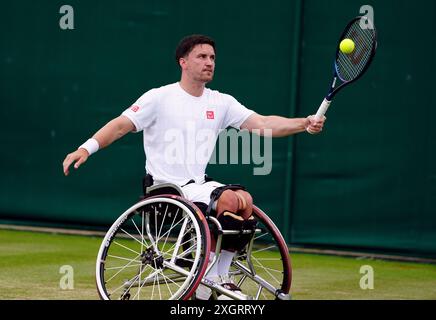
[{"xmin": 340, "ymin": 38, "xmax": 355, "ymax": 54}]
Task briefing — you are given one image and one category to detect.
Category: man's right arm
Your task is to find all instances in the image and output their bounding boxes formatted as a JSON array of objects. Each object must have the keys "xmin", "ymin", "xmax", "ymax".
[
  {"xmin": 92, "ymin": 115, "xmax": 136, "ymax": 149},
  {"xmin": 62, "ymin": 115, "xmax": 135, "ymax": 176}
]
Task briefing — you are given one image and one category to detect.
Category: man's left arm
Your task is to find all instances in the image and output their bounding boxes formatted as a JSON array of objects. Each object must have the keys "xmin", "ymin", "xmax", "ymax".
[{"xmin": 240, "ymin": 113, "xmax": 325, "ymax": 137}]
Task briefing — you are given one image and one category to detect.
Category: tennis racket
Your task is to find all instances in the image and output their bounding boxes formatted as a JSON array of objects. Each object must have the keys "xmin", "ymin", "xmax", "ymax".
[{"xmin": 314, "ymin": 16, "xmax": 377, "ymax": 121}]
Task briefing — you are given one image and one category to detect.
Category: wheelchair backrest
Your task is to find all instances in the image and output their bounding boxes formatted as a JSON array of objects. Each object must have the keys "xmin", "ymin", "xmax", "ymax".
[{"xmin": 144, "ymin": 183, "xmax": 186, "ymax": 198}]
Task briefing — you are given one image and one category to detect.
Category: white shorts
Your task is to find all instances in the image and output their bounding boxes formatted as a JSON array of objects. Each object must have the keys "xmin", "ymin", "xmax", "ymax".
[{"xmin": 181, "ymin": 181, "xmax": 224, "ymax": 205}]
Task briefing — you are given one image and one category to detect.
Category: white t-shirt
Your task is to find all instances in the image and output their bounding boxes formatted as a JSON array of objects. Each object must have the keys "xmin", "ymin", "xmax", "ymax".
[{"xmin": 122, "ymin": 82, "xmax": 254, "ymax": 186}]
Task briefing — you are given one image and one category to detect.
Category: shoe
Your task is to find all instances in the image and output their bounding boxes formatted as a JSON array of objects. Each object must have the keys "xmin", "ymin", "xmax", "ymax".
[
  {"xmin": 194, "ymin": 274, "xmax": 248, "ymax": 300},
  {"xmin": 216, "ymin": 275, "xmax": 247, "ymax": 300}
]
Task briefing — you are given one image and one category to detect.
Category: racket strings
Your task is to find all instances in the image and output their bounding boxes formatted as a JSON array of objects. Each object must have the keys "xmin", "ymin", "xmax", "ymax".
[{"xmin": 336, "ymin": 20, "xmax": 376, "ymax": 82}]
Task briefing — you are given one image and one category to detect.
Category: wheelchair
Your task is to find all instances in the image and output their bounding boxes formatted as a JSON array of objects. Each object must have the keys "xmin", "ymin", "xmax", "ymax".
[{"xmin": 95, "ymin": 182, "xmax": 292, "ymax": 300}]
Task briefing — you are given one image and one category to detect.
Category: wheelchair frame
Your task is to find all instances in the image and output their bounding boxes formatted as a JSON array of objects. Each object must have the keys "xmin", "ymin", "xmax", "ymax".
[{"xmin": 95, "ymin": 183, "xmax": 292, "ymax": 300}]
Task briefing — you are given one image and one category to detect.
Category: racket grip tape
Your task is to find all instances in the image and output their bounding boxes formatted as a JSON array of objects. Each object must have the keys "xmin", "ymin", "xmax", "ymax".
[{"xmin": 315, "ymin": 99, "xmax": 331, "ymax": 120}]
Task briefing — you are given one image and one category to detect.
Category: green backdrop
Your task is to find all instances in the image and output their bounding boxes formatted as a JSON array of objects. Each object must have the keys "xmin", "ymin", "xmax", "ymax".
[{"xmin": 1, "ymin": 0, "xmax": 435, "ymax": 258}]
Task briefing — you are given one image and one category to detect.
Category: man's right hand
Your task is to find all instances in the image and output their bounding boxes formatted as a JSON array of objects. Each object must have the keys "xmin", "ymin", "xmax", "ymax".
[
  {"xmin": 63, "ymin": 149, "xmax": 89, "ymax": 176},
  {"xmin": 62, "ymin": 115, "xmax": 135, "ymax": 176}
]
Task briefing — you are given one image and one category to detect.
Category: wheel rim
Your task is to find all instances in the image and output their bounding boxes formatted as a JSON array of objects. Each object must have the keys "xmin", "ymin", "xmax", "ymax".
[
  {"xmin": 230, "ymin": 205, "xmax": 292, "ymax": 300},
  {"xmin": 96, "ymin": 196, "xmax": 209, "ymax": 300}
]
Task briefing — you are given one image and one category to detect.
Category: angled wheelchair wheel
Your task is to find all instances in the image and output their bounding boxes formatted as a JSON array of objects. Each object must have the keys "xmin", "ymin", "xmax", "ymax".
[
  {"xmin": 96, "ymin": 195, "xmax": 211, "ymax": 300},
  {"xmin": 229, "ymin": 205, "xmax": 292, "ymax": 300}
]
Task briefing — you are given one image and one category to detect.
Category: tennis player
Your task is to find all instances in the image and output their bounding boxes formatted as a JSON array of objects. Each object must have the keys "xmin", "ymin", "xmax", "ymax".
[{"xmin": 63, "ymin": 34, "xmax": 325, "ymax": 300}]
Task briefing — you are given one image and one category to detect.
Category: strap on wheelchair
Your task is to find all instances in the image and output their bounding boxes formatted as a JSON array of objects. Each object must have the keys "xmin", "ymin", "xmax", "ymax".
[
  {"xmin": 205, "ymin": 184, "xmax": 246, "ymax": 217},
  {"xmin": 142, "ymin": 174, "xmax": 154, "ymax": 196},
  {"xmin": 218, "ymin": 213, "xmax": 258, "ymax": 251}
]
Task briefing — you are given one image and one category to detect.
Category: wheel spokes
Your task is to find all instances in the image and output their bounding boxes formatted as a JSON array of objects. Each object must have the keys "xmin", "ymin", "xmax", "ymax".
[{"xmin": 99, "ymin": 199, "xmax": 205, "ymax": 300}]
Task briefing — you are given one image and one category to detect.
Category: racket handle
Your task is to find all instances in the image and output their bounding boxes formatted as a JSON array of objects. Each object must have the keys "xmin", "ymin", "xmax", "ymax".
[{"xmin": 315, "ymin": 99, "xmax": 331, "ymax": 120}]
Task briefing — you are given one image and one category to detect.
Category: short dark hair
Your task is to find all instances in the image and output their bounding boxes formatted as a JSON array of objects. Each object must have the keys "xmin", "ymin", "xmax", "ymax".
[{"xmin": 175, "ymin": 34, "xmax": 216, "ymax": 66}]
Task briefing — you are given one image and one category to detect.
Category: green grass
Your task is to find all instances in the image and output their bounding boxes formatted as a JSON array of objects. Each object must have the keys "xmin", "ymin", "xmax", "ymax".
[
  {"xmin": 291, "ymin": 253, "xmax": 436, "ymax": 300},
  {"xmin": 0, "ymin": 229, "xmax": 100, "ymax": 300},
  {"xmin": 0, "ymin": 229, "xmax": 435, "ymax": 300}
]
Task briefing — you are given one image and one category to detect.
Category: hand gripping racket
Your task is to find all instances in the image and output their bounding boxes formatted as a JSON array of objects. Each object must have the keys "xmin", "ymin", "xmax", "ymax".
[{"xmin": 314, "ymin": 16, "xmax": 378, "ymax": 120}]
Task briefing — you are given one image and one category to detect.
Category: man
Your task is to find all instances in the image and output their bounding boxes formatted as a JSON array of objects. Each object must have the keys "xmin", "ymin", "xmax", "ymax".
[{"xmin": 63, "ymin": 34, "xmax": 325, "ymax": 300}]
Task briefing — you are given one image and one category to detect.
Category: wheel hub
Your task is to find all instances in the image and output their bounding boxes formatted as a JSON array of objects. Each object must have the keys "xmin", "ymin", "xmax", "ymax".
[{"xmin": 141, "ymin": 247, "xmax": 164, "ymax": 269}]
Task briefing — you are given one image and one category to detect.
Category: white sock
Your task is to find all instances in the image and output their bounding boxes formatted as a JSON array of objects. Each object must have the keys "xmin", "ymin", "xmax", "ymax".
[{"xmin": 217, "ymin": 250, "xmax": 236, "ymax": 276}]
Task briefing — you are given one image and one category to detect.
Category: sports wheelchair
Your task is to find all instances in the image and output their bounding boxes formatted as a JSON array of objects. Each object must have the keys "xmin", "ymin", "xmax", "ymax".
[{"xmin": 95, "ymin": 182, "xmax": 292, "ymax": 300}]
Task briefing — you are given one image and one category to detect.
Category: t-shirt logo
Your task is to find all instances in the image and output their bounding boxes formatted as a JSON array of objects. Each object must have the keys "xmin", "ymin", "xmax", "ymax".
[
  {"xmin": 130, "ymin": 105, "xmax": 140, "ymax": 112},
  {"xmin": 206, "ymin": 111, "xmax": 215, "ymax": 119}
]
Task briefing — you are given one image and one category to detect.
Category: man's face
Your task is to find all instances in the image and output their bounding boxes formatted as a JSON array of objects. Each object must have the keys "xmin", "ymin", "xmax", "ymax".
[{"xmin": 180, "ymin": 44, "xmax": 215, "ymax": 83}]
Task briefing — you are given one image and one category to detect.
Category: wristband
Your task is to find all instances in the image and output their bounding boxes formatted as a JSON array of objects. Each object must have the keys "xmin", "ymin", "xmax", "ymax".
[{"xmin": 78, "ymin": 138, "xmax": 99, "ymax": 156}]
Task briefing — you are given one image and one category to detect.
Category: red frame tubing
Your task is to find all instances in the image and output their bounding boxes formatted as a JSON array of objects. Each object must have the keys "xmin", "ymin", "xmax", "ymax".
[{"xmin": 252, "ymin": 205, "xmax": 292, "ymax": 295}]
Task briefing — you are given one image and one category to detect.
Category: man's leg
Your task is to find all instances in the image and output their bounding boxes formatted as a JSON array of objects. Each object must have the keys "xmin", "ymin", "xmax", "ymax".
[
  {"xmin": 213, "ymin": 189, "xmax": 252, "ymax": 252},
  {"xmin": 214, "ymin": 189, "xmax": 253, "ymax": 269},
  {"xmin": 188, "ymin": 184, "xmax": 254, "ymax": 299},
  {"xmin": 234, "ymin": 190, "xmax": 253, "ymax": 220},
  {"xmin": 213, "ymin": 189, "xmax": 255, "ymax": 299},
  {"xmin": 215, "ymin": 189, "xmax": 253, "ymax": 218}
]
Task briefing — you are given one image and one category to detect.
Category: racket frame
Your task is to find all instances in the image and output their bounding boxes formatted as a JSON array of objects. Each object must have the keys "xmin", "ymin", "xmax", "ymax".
[{"xmin": 314, "ymin": 16, "xmax": 377, "ymax": 120}]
